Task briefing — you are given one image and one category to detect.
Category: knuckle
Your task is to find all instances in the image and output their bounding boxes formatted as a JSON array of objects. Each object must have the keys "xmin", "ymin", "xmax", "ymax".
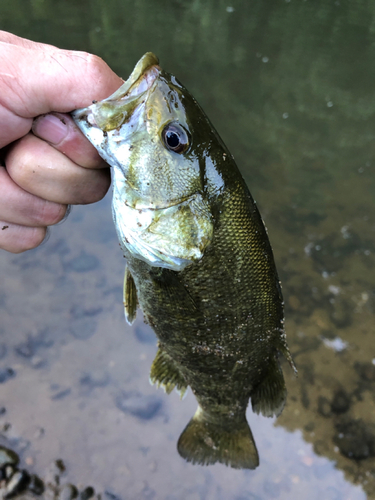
[
  {"xmin": 85, "ymin": 53, "xmax": 111, "ymax": 85},
  {"xmin": 6, "ymin": 135, "xmax": 39, "ymax": 184}
]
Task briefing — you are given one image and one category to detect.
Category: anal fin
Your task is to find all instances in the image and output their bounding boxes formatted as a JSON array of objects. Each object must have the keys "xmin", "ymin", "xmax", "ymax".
[
  {"xmin": 251, "ymin": 356, "xmax": 287, "ymax": 417},
  {"xmin": 177, "ymin": 406, "xmax": 259, "ymax": 469},
  {"xmin": 150, "ymin": 347, "xmax": 188, "ymax": 398},
  {"xmin": 123, "ymin": 265, "xmax": 138, "ymax": 325}
]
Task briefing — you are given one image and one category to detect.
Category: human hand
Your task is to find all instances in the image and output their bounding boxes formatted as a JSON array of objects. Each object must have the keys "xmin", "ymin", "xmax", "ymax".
[{"xmin": 0, "ymin": 31, "xmax": 123, "ymax": 253}]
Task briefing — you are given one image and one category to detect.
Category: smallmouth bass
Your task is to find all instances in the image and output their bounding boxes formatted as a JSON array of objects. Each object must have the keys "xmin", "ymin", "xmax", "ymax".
[{"xmin": 72, "ymin": 53, "xmax": 296, "ymax": 469}]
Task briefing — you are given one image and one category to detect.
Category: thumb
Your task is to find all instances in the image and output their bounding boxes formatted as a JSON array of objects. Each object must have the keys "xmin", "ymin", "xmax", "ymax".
[
  {"xmin": 0, "ymin": 36, "xmax": 122, "ymax": 116},
  {"xmin": 0, "ymin": 32, "xmax": 123, "ymax": 145}
]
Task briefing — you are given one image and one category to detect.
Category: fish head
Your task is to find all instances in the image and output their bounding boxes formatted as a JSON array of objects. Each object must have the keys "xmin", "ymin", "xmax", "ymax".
[{"xmin": 73, "ymin": 53, "xmax": 223, "ymax": 271}]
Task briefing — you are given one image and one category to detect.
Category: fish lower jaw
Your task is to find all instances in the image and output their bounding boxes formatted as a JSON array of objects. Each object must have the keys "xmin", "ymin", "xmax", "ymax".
[
  {"xmin": 112, "ymin": 199, "xmax": 194, "ymax": 271},
  {"xmin": 111, "ymin": 186, "xmax": 212, "ymax": 271},
  {"xmin": 119, "ymin": 235, "xmax": 193, "ymax": 271}
]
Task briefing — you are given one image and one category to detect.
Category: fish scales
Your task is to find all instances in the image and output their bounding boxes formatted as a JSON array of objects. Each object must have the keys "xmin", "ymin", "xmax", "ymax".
[{"xmin": 72, "ymin": 52, "xmax": 296, "ymax": 469}]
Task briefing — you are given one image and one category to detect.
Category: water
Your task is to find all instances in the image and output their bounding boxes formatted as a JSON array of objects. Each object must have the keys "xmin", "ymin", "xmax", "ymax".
[{"xmin": 0, "ymin": 1, "xmax": 374, "ymax": 498}]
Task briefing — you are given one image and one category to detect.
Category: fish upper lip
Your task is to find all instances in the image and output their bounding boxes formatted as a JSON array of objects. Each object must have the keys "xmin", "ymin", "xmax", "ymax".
[
  {"xmin": 117, "ymin": 64, "xmax": 160, "ymax": 103},
  {"xmin": 113, "ymin": 52, "xmax": 160, "ymax": 100},
  {"xmin": 72, "ymin": 57, "xmax": 160, "ymax": 129}
]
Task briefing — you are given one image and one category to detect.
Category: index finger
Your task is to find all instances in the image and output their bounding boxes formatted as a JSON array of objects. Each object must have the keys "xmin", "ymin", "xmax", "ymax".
[{"xmin": 32, "ymin": 113, "xmax": 107, "ymax": 169}]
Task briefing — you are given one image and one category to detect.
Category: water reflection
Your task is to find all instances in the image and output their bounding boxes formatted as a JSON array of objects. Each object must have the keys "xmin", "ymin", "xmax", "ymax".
[
  {"xmin": 0, "ymin": 0, "xmax": 375, "ymax": 498},
  {"xmin": 0, "ymin": 209, "xmax": 367, "ymax": 498}
]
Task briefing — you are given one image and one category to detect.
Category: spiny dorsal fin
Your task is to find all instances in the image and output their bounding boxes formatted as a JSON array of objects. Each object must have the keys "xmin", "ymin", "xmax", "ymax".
[
  {"xmin": 150, "ymin": 346, "xmax": 188, "ymax": 398},
  {"xmin": 123, "ymin": 265, "xmax": 138, "ymax": 325}
]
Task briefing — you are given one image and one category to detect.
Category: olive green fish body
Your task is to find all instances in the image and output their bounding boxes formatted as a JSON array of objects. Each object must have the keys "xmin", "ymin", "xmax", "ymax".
[
  {"xmin": 124, "ymin": 162, "xmax": 287, "ymax": 468},
  {"xmin": 72, "ymin": 53, "xmax": 295, "ymax": 469}
]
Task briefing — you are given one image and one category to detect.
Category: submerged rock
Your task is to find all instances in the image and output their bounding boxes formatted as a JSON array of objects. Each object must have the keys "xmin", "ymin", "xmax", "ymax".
[
  {"xmin": 115, "ymin": 391, "xmax": 163, "ymax": 420},
  {"xmin": 59, "ymin": 483, "xmax": 79, "ymax": 500},
  {"xmin": 28, "ymin": 474, "xmax": 45, "ymax": 495},
  {"xmin": 317, "ymin": 396, "xmax": 332, "ymax": 418},
  {"xmin": 0, "ymin": 446, "xmax": 19, "ymax": 467},
  {"xmin": 4, "ymin": 469, "xmax": 30, "ymax": 498},
  {"xmin": 355, "ymin": 362, "xmax": 375, "ymax": 382},
  {"xmin": 331, "ymin": 389, "xmax": 351, "ymax": 414},
  {"xmin": 334, "ymin": 418, "xmax": 375, "ymax": 460},
  {"xmin": 79, "ymin": 486, "xmax": 95, "ymax": 500},
  {"xmin": 64, "ymin": 252, "xmax": 100, "ymax": 273},
  {"xmin": 0, "ymin": 368, "xmax": 16, "ymax": 384}
]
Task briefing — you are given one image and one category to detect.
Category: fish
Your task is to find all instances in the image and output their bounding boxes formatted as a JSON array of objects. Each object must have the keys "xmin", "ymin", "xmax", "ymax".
[{"xmin": 72, "ymin": 53, "xmax": 296, "ymax": 469}]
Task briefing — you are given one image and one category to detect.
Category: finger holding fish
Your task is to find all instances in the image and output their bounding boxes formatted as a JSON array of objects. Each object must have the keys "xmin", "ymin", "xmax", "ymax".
[
  {"xmin": 1, "ymin": 115, "xmax": 109, "ymax": 253},
  {"xmin": 0, "ymin": 31, "xmax": 123, "ymax": 253}
]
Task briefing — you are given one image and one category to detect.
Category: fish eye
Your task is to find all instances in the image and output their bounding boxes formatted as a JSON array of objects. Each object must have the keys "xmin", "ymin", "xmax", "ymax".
[{"xmin": 161, "ymin": 122, "xmax": 189, "ymax": 154}]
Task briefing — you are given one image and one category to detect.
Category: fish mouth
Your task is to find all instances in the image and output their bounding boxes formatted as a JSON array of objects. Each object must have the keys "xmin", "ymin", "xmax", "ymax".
[
  {"xmin": 123, "ymin": 193, "xmax": 195, "ymax": 212},
  {"xmin": 72, "ymin": 52, "xmax": 160, "ymax": 132}
]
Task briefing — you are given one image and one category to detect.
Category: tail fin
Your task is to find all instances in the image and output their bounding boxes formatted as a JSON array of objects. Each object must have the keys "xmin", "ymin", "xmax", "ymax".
[{"xmin": 177, "ymin": 407, "xmax": 259, "ymax": 469}]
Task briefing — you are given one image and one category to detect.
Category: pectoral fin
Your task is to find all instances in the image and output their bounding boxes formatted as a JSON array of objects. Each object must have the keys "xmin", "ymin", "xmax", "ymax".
[
  {"xmin": 123, "ymin": 265, "xmax": 138, "ymax": 325},
  {"xmin": 150, "ymin": 346, "xmax": 188, "ymax": 398}
]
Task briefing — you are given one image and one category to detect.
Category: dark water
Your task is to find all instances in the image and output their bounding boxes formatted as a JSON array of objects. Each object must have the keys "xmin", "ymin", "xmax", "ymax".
[{"xmin": 1, "ymin": 1, "xmax": 375, "ymax": 498}]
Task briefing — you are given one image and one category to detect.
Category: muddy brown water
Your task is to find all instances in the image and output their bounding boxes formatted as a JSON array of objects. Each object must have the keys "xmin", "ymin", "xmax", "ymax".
[{"xmin": 0, "ymin": 1, "xmax": 375, "ymax": 499}]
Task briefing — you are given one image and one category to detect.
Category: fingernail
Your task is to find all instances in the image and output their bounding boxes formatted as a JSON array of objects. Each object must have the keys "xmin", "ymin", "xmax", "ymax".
[{"xmin": 32, "ymin": 113, "xmax": 68, "ymax": 145}]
